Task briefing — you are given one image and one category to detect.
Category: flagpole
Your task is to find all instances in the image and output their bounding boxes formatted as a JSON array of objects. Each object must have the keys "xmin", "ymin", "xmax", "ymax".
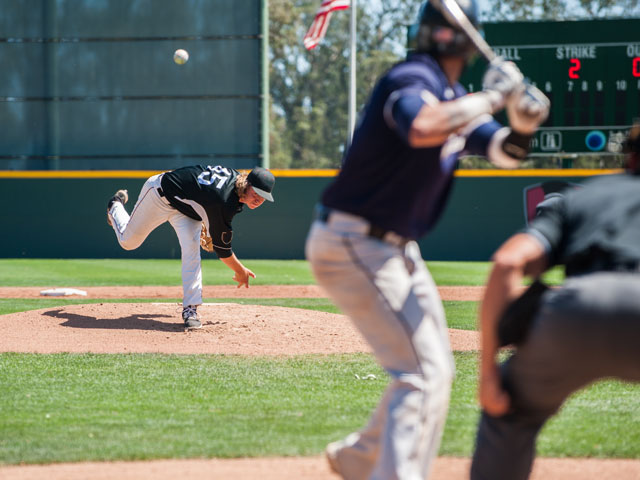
[{"xmin": 348, "ymin": 0, "xmax": 357, "ymax": 141}]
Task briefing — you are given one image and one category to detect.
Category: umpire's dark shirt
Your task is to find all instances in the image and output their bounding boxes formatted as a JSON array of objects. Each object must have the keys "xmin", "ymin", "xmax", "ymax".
[{"xmin": 527, "ymin": 173, "xmax": 640, "ymax": 276}]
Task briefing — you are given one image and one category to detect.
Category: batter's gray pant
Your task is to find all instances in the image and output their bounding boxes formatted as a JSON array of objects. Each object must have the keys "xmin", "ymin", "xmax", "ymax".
[
  {"xmin": 471, "ymin": 273, "xmax": 640, "ymax": 480},
  {"xmin": 305, "ymin": 212, "xmax": 454, "ymax": 480}
]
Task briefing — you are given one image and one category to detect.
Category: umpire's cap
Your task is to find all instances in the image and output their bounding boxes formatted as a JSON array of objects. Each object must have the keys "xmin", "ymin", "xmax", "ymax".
[
  {"xmin": 415, "ymin": 0, "xmax": 480, "ymax": 59},
  {"xmin": 248, "ymin": 167, "xmax": 275, "ymax": 202}
]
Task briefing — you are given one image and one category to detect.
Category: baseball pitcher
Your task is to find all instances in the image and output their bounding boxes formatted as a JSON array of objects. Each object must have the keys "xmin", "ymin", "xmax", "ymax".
[{"xmin": 107, "ymin": 165, "xmax": 275, "ymax": 330}]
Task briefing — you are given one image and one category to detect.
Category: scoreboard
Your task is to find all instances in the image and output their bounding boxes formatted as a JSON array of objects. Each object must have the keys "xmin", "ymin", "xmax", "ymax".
[{"xmin": 459, "ymin": 18, "xmax": 640, "ymax": 154}]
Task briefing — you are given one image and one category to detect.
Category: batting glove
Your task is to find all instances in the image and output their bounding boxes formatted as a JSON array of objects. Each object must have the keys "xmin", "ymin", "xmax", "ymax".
[
  {"xmin": 482, "ymin": 57, "xmax": 524, "ymax": 112},
  {"xmin": 506, "ymin": 84, "xmax": 550, "ymax": 135}
]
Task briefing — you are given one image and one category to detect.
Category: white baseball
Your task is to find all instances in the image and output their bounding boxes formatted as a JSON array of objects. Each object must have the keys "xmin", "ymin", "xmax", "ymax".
[{"xmin": 173, "ymin": 49, "xmax": 189, "ymax": 65}]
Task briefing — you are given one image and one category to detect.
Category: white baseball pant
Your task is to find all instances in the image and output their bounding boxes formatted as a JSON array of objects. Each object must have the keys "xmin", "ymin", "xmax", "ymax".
[
  {"xmin": 108, "ymin": 173, "xmax": 203, "ymax": 307},
  {"xmin": 305, "ymin": 211, "xmax": 454, "ymax": 480}
]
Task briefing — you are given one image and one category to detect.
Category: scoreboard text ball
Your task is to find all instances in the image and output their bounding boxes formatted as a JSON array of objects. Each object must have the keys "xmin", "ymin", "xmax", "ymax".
[{"xmin": 459, "ymin": 18, "xmax": 640, "ymax": 154}]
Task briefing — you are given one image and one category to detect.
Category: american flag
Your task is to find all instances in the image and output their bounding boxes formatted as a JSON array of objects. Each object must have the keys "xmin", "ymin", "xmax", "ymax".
[{"xmin": 303, "ymin": 0, "xmax": 350, "ymax": 50}]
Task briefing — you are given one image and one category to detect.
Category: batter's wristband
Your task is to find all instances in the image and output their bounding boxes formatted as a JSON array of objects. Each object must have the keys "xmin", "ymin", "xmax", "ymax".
[{"xmin": 501, "ymin": 130, "xmax": 533, "ymax": 160}]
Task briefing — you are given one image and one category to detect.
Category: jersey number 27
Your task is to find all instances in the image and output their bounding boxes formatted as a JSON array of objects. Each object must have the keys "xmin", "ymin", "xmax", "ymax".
[{"xmin": 197, "ymin": 166, "xmax": 231, "ymax": 189}]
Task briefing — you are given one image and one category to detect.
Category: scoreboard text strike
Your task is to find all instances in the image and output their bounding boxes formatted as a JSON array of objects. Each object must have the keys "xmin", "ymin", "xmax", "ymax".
[{"xmin": 460, "ymin": 18, "xmax": 640, "ymax": 155}]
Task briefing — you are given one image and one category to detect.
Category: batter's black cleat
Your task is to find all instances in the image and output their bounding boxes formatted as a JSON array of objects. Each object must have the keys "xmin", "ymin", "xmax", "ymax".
[
  {"xmin": 106, "ymin": 189, "xmax": 128, "ymax": 226},
  {"xmin": 182, "ymin": 305, "xmax": 202, "ymax": 330}
]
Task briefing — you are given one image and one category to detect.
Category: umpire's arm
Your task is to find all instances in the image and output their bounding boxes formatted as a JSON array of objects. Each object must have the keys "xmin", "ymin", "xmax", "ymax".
[{"xmin": 479, "ymin": 233, "xmax": 548, "ymax": 416}]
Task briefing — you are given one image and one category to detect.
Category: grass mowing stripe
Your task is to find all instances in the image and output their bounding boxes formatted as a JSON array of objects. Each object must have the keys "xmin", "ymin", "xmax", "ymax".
[
  {"xmin": 0, "ymin": 259, "xmax": 316, "ymax": 287},
  {"xmin": 0, "ymin": 298, "xmax": 177, "ymax": 316},
  {"xmin": 538, "ymin": 380, "xmax": 640, "ymax": 457},
  {"xmin": 0, "ymin": 298, "xmax": 338, "ymax": 317},
  {"xmin": 1, "ymin": 352, "xmax": 638, "ymax": 464},
  {"xmin": 0, "ymin": 299, "xmax": 477, "ymax": 331},
  {"xmin": 0, "ymin": 353, "xmax": 383, "ymax": 463},
  {"xmin": 0, "ymin": 259, "xmax": 565, "ymax": 286},
  {"xmin": 424, "ymin": 262, "xmax": 564, "ymax": 286},
  {"xmin": 442, "ymin": 301, "xmax": 477, "ymax": 331}
]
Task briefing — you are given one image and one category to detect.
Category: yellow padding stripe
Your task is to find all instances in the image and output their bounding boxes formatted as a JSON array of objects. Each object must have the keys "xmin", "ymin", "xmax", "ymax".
[
  {"xmin": 0, "ymin": 169, "xmax": 341, "ymax": 178},
  {"xmin": 269, "ymin": 169, "xmax": 340, "ymax": 177},
  {"xmin": 0, "ymin": 168, "xmax": 622, "ymax": 179},
  {"xmin": 454, "ymin": 168, "xmax": 622, "ymax": 177},
  {"xmin": 0, "ymin": 170, "xmax": 163, "ymax": 178}
]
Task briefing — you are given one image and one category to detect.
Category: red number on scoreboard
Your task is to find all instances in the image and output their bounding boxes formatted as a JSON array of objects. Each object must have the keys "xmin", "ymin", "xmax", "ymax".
[
  {"xmin": 633, "ymin": 57, "xmax": 640, "ymax": 78},
  {"xmin": 568, "ymin": 58, "xmax": 581, "ymax": 79}
]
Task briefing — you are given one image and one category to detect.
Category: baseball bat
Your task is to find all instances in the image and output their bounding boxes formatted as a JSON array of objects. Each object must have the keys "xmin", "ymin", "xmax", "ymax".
[
  {"xmin": 433, "ymin": 0, "xmax": 551, "ymax": 113},
  {"xmin": 431, "ymin": 0, "xmax": 497, "ymax": 63}
]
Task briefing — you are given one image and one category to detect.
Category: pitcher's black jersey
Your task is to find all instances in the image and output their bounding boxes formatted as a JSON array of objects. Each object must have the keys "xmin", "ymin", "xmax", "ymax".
[{"xmin": 160, "ymin": 165, "xmax": 244, "ymax": 258}]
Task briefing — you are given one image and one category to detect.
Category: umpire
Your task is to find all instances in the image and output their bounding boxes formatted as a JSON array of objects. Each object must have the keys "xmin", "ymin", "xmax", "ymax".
[{"xmin": 471, "ymin": 121, "xmax": 640, "ymax": 480}]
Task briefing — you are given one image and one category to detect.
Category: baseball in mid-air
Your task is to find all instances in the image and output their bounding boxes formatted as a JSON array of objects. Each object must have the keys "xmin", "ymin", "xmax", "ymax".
[{"xmin": 173, "ymin": 49, "xmax": 189, "ymax": 65}]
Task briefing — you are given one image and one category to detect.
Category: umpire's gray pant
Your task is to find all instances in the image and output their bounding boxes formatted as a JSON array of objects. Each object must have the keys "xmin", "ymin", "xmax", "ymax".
[{"xmin": 471, "ymin": 272, "xmax": 640, "ymax": 480}]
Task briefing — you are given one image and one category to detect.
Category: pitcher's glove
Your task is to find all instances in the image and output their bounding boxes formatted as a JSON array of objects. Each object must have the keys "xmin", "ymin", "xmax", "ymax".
[{"xmin": 200, "ymin": 223, "xmax": 213, "ymax": 253}]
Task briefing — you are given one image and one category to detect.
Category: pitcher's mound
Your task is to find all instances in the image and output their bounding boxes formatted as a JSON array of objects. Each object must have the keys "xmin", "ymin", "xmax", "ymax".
[{"xmin": 0, "ymin": 303, "xmax": 478, "ymax": 355}]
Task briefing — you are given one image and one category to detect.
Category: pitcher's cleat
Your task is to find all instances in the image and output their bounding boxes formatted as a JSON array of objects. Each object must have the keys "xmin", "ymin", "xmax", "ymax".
[
  {"xmin": 182, "ymin": 305, "xmax": 202, "ymax": 330},
  {"xmin": 106, "ymin": 189, "xmax": 128, "ymax": 226}
]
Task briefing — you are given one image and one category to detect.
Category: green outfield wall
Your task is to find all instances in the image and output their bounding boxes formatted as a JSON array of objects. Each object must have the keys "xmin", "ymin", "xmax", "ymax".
[
  {"xmin": 0, "ymin": 169, "xmax": 616, "ymax": 261},
  {"xmin": 0, "ymin": 1, "xmax": 266, "ymax": 171}
]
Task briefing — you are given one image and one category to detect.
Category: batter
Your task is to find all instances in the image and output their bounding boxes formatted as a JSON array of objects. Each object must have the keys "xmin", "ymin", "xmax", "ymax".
[{"xmin": 305, "ymin": 1, "xmax": 549, "ymax": 478}]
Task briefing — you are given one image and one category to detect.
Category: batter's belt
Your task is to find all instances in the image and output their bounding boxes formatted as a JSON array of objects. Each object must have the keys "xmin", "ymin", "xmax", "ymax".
[{"xmin": 315, "ymin": 204, "xmax": 411, "ymax": 248}]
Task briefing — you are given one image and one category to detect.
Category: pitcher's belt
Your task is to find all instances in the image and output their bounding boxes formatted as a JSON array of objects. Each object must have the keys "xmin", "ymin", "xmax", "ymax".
[{"xmin": 156, "ymin": 187, "xmax": 172, "ymax": 206}]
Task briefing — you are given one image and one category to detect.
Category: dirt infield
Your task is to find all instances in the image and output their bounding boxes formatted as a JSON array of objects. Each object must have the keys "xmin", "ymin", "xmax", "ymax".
[
  {"xmin": 0, "ymin": 284, "xmax": 488, "ymax": 300},
  {"xmin": 2, "ymin": 456, "xmax": 639, "ymax": 480},
  {"xmin": 0, "ymin": 302, "xmax": 480, "ymax": 354},
  {"xmin": 0, "ymin": 284, "xmax": 482, "ymax": 355},
  {"xmin": 1, "ymin": 285, "xmax": 637, "ymax": 479}
]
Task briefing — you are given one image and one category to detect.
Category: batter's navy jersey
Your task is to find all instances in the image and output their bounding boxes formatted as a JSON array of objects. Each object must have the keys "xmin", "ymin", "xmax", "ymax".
[
  {"xmin": 161, "ymin": 165, "xmax": 244, "ymax": 258},
  {"xmin": 322, "ymin": 53, "xmax": 501, "ymax": 239}
]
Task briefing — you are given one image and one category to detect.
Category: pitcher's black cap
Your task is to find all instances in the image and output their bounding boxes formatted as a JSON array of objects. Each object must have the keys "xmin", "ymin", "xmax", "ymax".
[{"xmin": 247, "ymin": 167, "xmax": 275, "ymax": 202}]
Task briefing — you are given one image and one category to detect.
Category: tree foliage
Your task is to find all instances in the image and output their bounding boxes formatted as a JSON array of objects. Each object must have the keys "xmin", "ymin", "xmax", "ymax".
[
  {"xmin": 268, "ymin": 0, "xmax": 639, "ymax": 169},
  {"xmin": 269, "ymin": 0, "xmax": 417, "ymax": 168},
  {"xmin": 481, "ymin": 0, "xmax": 640, "ymax": 20}
]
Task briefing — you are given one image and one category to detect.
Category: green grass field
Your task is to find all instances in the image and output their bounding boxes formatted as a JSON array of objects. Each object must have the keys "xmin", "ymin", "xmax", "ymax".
[
  {"xmin": 0, "ymin": 259, "xmax": 637, "ymax": 465},
  {"xmin": 0, "ymin": 259, "xmax": 566, "ymax": 287}
]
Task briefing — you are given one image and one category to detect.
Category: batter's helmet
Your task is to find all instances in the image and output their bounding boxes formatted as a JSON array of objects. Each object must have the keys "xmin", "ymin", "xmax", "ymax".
[{"xmin": 414, "ymin": 0, "xmax": 480, "ymax": 58}]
